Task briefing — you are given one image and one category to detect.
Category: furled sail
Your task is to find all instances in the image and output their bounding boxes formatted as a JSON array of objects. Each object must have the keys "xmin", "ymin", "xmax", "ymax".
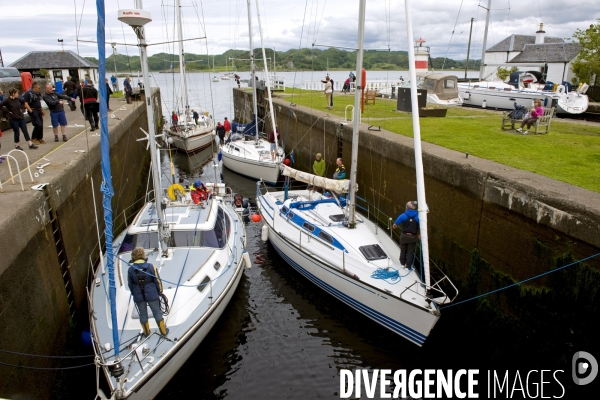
[{"xmin": 282, "ymin": 165, "xmax": 350, "ymax": 194}]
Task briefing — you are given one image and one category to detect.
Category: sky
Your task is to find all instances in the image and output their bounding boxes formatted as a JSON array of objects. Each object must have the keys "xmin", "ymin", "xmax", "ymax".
[{"xmin": 1, "ymin": 0, "xmax": 598, "ymax": 66}]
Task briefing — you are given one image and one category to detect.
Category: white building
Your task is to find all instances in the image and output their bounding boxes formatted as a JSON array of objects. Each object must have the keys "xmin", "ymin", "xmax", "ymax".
[
  {"xmin": 482, "ymin": 24, "xmax": 581, "ymax": 84},
  {"xmin": 9, "ymin": 50, "xmax": 98, "ymax": 86}
]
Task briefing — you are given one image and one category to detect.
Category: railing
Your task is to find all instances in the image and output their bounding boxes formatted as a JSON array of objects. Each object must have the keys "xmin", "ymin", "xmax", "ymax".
[
  {"xmin": 0, "ymin": 149, "xmax": 35, "ymax": 192},
  {"xmin": 299, "ymin": 79, "xmax": 400, "ymax": 92}
]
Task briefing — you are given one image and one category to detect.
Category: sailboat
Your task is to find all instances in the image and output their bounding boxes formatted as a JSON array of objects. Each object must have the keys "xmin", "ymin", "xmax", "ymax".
[
  {"xmin": 90, "ymin": 4, "xmax": 248, "ymax": 399},
  {"xmin": 219, "ymin": 0, "xmax": 284, "ymax": 185},
  {"xmin": 256, "ymin": 0, "xmax": 458, "ymax": 346},
  {"xmin": 165, "ymin": 0, "xmax": 216, "ymax": 153}
]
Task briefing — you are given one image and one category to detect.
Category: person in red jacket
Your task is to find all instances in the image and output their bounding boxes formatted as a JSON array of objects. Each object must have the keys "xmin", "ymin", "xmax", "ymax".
[
  {"xmin": 223, "ymin": 117, "xmax": 231, "ymax": 137},
  {"xmin": 191, "ymin": 180, "xmax": 210, "ymax": 208}
]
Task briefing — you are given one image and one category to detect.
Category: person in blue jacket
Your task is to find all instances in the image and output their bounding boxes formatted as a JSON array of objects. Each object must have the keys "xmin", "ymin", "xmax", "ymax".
[
  {"xmin": 127, "ymin": 247, "xmax": 168, "ymax": 337},
  {"xmin": 392, "ymin": 201, "xmax": 420, "ymax": 269}
]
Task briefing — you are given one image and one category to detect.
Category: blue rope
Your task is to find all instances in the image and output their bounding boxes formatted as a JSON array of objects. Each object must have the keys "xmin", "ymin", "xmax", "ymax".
[
  {"xmin": 442, "ymin": 251, "xmax": 600, "ymax": 309},
  {"xmin": 96, "ymin": 0, "xmax": 119, "ymax": 357},
  {"xmin": 370, "ymin": 267, "xmax": 412, "ymax": 285}
]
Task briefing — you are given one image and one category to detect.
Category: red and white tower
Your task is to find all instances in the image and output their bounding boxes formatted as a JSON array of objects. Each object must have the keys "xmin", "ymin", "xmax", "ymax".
[{"xmin": 414, "ymin": 37, "xmax": 429, "ymax": 73}]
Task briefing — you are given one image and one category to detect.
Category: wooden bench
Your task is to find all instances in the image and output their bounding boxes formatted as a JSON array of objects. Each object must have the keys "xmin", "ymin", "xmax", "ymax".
[
  {"xmin": 365, "ymin": 89, "xmax": 378, "ymax": 105},
  {"xmin": 501, "ymin": 107, "xmax": 555, "ymax": 134}
]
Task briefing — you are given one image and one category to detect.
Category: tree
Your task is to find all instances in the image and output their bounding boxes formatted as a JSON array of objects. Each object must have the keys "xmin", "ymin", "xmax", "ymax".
[
  {"xmin": 496, "ymin": 66, "xmax": 518, "ymax": 81},
  {"xmin": 571, "ymin": 19, "xmax": 599, "ymax": 86}
]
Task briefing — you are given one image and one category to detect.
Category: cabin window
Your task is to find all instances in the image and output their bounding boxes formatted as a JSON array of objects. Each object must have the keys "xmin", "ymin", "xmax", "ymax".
[
  {"xmin": 281, "ymin": 206, "xmax": 288, "ymax": 214},
  {"xmin": 287, "ymin": 212, "xmax": 295, "ymax": 219},
  {"xmin": 318, "ymin": 231, "xmax": 334, "ymax": 244},
  {"xmin": 197, "ymin": 276, "xmax": 211, "ymax": 292},
  {"xmin": 473, "ymin": 85, "xmax": 480, "ymax": 88},
  {"xmin": 329, "ymin": 214, "xmax": 346, "ymax": 222},
  {"xmin": 214, "ymin": 261, "xmax": 221, "ymax": 271},
  {"xmin": 118, "ymin": 232, "xmax": 162, "ymax": 253},
  {"xmin": 359, "ymin": 244, "xmax": 388, "ymax": 261},
  {"xmin": 173, "ymin": 230, "xmax": 202, "ymax": 247},
  {"xmin": 444, "ymin": 79, "xmax": 455, "ymax": 89},
  {"xmin": 425, "ymin": 80, "xmax": 435, "ymax": 90},
  {"xmin": 140, "ymin": 218, "xmax": 158, "ymax": 226},
  {"xmin": 488, "ymin": 86, "xmax": 496, "ymax": 90},
  {"xmin": 302, "ymin": 222, "xmax": 316, "ymax": 232}
]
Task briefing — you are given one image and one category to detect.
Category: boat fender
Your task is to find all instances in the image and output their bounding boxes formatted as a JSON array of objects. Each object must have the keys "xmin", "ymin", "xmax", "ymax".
[
  {"xmin": 463, "ymin": 92, "xmax": 470, "ymax": 101},
  {"xmin": 261, "ymin": 224, "xmax": 269, "ymax": 242},
  {"xmin": 580, "ymin": 83, "xmax": 589, "ymax": 94},
  {"xmin": 482, "ymin": 99, "xmax": 487, "ymax": 108},
  {"xmin": 167, "ymin": 184, "xmax": 186, "ymax": 201},
  {"xmin": 242, "ymin": 250, "xmax": 252, "ymax": 268}
]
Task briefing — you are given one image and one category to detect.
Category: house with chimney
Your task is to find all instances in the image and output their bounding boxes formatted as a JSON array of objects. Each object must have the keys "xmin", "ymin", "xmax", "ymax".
[{"xmin": 482, "ymin": 23, "xmax": 581, "ymax": 84}]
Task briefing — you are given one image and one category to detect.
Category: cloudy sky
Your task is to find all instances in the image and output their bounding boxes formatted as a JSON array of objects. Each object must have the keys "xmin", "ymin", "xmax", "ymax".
[{"xmin": 1, "ymin": 0, "xmax": 598, "ymax": 65}]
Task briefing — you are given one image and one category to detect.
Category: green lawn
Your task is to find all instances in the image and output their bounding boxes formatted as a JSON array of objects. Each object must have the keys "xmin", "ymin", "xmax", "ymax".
[{"xmin": 276, "ymin": 88, "xmax": 600, "ymax": 193}]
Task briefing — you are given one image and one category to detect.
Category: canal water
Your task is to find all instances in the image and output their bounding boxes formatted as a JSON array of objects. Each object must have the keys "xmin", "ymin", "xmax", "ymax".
[{"xmin": 63, "ymin": 71, "xmax": 593, "ymax": 398}]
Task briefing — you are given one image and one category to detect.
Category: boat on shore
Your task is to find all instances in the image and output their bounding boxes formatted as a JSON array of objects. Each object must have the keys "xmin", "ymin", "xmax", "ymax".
[{"xmin": 379, "ymin": 73, "xmax": 463, "ymax": 105}]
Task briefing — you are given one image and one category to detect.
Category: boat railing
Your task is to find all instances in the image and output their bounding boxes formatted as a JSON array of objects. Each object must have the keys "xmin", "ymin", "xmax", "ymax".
[{"xmin": 298, "ymin": 79, "xmax": 394, "ymax": 92}]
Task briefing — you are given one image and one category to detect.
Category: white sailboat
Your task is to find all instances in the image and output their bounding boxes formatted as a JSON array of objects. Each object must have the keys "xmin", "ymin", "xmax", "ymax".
[
  {"xmin": 90, "ymin": 5, "xmax": 248, "ymax": 399},
  {"xmin": 256, "ymin": 0, "xmax": 458, "ymax": 346},
  {"xmin": 166, "ymin": 0, "xmax": 216, "ymax": 153},
  {"xmin": 219, "ymin": 0, "xmax": 284, "ymax": 185}
]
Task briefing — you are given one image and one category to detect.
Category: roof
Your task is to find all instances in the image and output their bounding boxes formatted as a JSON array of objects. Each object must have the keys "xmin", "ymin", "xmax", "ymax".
[
  {"xmin": 9, "ymin": 50, "xmax": 97, "ymax": 70},
  {"xmin": 508, "ymin": 42, "xmax": 581, "ymax": 63},
  {"xmin": 486, "ymin": 34, "xmax": 564, "ymax": 52}
]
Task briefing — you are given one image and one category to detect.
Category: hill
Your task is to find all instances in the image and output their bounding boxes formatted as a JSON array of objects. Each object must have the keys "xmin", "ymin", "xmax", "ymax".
[{"xmin": 85, "ymin": 48, "xmax": 480, "ymax": 73}]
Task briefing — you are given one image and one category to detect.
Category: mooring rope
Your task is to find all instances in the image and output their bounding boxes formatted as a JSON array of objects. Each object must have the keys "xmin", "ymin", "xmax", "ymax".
[{"xmin": 442, "ymin": 251, "xmax": 600, "ymax": 309}]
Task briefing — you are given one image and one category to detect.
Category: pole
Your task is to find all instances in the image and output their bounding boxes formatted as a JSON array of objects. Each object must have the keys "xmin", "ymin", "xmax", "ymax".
[
  {"xmin": 405, "ymin": 0, "xmax": 431, "ymax": 289},
  {"xmin": 479, "ymin": 0, "xmax": 492, "ymax": 81},
  {"xmin": 254, "ymin": 0, "xmax": 278, "ymax": 147},
  {"xmin": 134, "ymin": 0, "xmax": 168, "ymax": 256},
  {"xmin": 175, "ymin": 0, "xmax": 189, "ymax": 120},
  {"xmin": 348, "ymin": 0, "xmax": 366, "ymax": 229},
  {"xmin": 465, "ymin": 18, "xmax": 474, "ymax": 80},
  {"xmin": 112, "ymin": 43, "xmax": 119, "ymax": 91},
  {"xmin": 246, "ymin": 0, "xmax": 259, "ymax": 141}
]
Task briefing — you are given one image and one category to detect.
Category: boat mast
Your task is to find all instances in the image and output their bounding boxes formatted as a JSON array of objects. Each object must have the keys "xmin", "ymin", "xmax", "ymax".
[
  {"xmin": 130, "ymin": 0, "xmax": 169, "ymax": 256},
  {"xmin": 347, "ymin": 0, "xmax": 366, "ymax": 229},
  {"xmin": 465, "ymin": 17, "xmax": 474, "ymax": 80},
  {"xmin": 254, "ymin": 0, "xmax": 278, "ymax": 147},
  {"xmin": 175, "ymin": 0, "xmax": 189, "ymax": 120},
  {"xmin": 479, "ymin": 0, "xmax": 492, "ymax": 81},
  {"xmin": 405, "ymin": 0, "xmax": 431, "ymax": 289},
  {"xmin": 246, "ymin": 0, "xmax": 259, "ymax": 141}
]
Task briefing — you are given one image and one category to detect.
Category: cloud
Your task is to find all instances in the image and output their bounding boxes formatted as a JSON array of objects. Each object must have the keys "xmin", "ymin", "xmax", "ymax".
[{"xmin": 1, "ymin": 0, "xmax": 598, "ymax": 65}]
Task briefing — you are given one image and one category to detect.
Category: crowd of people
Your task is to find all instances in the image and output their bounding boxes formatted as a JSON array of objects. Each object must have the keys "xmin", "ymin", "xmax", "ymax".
[{"xmin": 0, "ymin": 75, "xmax": 138, "ymax": 152}]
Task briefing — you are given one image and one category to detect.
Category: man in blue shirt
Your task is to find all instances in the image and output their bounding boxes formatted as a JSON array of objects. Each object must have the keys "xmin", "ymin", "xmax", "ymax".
[
  {"xmin": 123, "ymin": 77, "xmax": 132, "ymax": 104},
  {"xmin": 393, "ymin": 201, "xmax": 420, "ymax": 269}
]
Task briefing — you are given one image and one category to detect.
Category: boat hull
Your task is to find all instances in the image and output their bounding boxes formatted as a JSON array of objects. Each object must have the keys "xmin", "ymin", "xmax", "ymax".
[
  {"xmin": 458, "ymin": 85, "xmax": 588, "ymax": 115},
  {"xmin": 118, "ymin": 265, "xmax": 244, "ymax": 399},
  {"xmin": 169, "ymin": 131, "xmax": 215, "ymax": 154},
  {"xmin": 221, "ymin": 149, "xmax": 280, "ymax": 185}
]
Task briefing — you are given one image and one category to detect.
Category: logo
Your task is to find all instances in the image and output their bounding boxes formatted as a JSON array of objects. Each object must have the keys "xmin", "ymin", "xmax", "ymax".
[{"xmin": 572, "ymin": 351, "xmax": 598, "ymax": 385}]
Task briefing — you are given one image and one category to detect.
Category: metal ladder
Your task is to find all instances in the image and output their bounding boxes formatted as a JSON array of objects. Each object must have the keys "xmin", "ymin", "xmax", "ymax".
[{"xmin": 40, "ymin": 184, "xmax": 77, "ymax": 322}]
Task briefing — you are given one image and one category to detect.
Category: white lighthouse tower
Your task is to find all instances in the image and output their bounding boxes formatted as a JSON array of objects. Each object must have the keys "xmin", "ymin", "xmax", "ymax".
[{"xmin": 414, "ymin": 37, "xmax": 429, "ymax": 73}]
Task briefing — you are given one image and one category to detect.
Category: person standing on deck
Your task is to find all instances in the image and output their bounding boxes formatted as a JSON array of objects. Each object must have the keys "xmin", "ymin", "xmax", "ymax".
[
  {"xmin": 127, "ymin": 247, "xmax": 168, "ymax": 337},
  {"xmin": 42, "ymin": 83, "xmax": 72, "ymax": 142},
  {"xmin": 22, "ymin": 82, "xmax": 45, "ymax": 144},
  {"xmin": 0, "ymin": 88, "xmax": 38, "ymax": 150},
  {"xmin": 223, "ymin": 117, "xmax": 231, "ymax": 137},
  {"xmin": 192, "ymin": 109, "xmax": 199, "ymax": 125},
  {"xmin": 216, "ymin": 122, "xmax": 225, "ymax": 144},
  {"xmin": 392, "ymin": 201, "xmax": 420, "ymax": 269}
]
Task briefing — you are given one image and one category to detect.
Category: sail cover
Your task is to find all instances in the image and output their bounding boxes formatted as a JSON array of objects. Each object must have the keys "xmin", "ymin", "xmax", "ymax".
[{"xmin": 282, "ymin": 165, "xmax": 350, "ymax": 194}]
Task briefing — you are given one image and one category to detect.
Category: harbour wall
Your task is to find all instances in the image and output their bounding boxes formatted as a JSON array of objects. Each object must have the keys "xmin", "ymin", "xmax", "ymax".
[
  {"xmin": 234, "ymin": 88, "xmax": 600, "ymax": 357},
  {"xmin": 0, "ymin": 91, "xmax": 161, "ymax": 398}
]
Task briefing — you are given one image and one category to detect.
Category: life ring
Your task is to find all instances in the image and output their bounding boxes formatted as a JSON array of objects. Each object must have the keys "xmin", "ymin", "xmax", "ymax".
[{"xmin": 167, "ymin": 184, "xmax": 186, "ymax": 201}]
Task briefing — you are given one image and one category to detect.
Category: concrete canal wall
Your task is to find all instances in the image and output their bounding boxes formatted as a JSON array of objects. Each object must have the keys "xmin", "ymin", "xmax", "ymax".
[
  {"xmin": 234, "ymin": 87, "xmax": 600, "ymax": 341},
  {"xmin": 0, "ymin": 91, "xmax": 161, "ymax": 398}
]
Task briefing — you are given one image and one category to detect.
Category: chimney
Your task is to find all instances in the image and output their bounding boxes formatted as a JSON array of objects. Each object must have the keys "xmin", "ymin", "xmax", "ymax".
[{"xmin": 535, "ymin": 23, "xmax": 545, "ymax": 44}]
